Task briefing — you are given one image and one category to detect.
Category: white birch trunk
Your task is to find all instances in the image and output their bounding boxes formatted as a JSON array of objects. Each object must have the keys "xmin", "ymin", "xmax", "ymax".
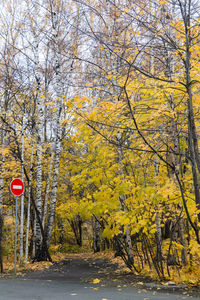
[
  {"xmin": 35, "ymin": 88, "xmax": 43, "ymax": 257},
  {"xmin": 45, "ymin": 111, "xmax": 62, "ymax": 249},
  {"xmin": 45, "ymin": 3, "xmax": 63, "ymax": 249},
  {"xmin": 25, "ymin": 143, "xmax": 34, "ymax": 263},
  {"xmin": 32, "ymin": 211, "xmax": 36, "ymax": 258},
  {"xmin": 32, "ymin": 0, "xmax": 44, "ymax": 258},
  {"xmin": 42, "ymin": 153, "xmax": 54, "ymax": 228}
]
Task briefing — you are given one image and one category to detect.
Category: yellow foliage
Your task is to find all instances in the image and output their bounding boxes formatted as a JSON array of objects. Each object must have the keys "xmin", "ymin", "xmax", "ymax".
[{"xmin": 92, "ymin": 278, "xmax": 101, "ymax": 284}]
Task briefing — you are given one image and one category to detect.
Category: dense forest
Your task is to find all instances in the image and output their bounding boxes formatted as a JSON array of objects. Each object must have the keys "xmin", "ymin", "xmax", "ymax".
[{"xmin": 0, "ymin": 0, "xmax": 200, "ymax": 284}]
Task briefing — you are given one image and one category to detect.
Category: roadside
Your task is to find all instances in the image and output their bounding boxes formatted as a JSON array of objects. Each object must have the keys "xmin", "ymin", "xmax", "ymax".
[{"xmin": 7, "ymin": 252, "xmax": 199, "ymax": 298}]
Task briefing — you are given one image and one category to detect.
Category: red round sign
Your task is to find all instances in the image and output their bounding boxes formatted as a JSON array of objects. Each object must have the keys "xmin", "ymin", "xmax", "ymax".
[{"xmin": 10, "ymin": 178, "xmax": 24, "ymax": 196}]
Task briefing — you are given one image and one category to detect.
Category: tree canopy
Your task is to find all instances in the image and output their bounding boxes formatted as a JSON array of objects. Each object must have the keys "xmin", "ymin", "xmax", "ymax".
[{"xmin": 0, "ymin": 0, "xmax": 200, "ymax": 284}]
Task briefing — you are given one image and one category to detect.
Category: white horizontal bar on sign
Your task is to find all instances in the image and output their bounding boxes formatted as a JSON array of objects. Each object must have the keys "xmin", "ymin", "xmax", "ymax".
[{"xmin": 13, "ymin": 185, "xmax": 23, "ymax": 189}]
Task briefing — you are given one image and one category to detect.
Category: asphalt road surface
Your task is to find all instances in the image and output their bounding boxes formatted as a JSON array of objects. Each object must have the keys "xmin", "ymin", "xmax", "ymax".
[{"xmin": 0, "ymin": 257, "xmax": 199, "ymax": 300}]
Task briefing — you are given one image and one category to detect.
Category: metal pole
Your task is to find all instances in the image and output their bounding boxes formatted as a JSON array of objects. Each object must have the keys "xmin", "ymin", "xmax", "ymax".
[{"xmin": 14, "ymin": 196, "xmax": 18, "ymax": 275}]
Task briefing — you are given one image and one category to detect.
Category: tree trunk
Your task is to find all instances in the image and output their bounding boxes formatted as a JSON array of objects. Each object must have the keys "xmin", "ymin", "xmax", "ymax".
[
  {"xmin": 167, "ymin": 221, "xmax": 179, "ymax": 267},
  {"xmin": 154, "ymin": 158, "xmax": 164, "ymax": 276},
  {"xmin": 181, "ymin": 1, "xmax": 200, "ymax": 223},
  {"xmin": 92, "ymin": 216, "xmax": 100, "ymax": 253},
  {"xmin": 45, "ymin": 3, "xmax": 63, "ymax": 250},
  {"xmin": 155, "ymin": 212, "xmax": 163, "ymax": 274},
  {"xmin": 32, "ymin": 0, "xmax": 44, "ymax": 260},
  {"xmin": 70, "ymin": 215, "xmax": 82, "ymax": 247},
  {"xmin": 179, "ymin": 218, "xmax": 187, "ymax": 266},
  {"xmin": 25, "ymin": 143, "xmax": 33, "ymax": 263},
  {"xmin": 117, "ymin": 132, "xmax": 134, "ymax": 265},
  {"xmin": 42, "ymin": 152, "xmax": 54, "ymax": 228}
]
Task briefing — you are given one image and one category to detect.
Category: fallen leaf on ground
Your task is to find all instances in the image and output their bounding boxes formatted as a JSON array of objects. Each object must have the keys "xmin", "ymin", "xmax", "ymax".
[{"xmin": 93, "ymin": 278, "xmax": 101, "ymax": 284}]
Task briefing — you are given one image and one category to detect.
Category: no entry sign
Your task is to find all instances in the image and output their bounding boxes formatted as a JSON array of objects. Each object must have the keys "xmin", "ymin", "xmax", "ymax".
[{"xmin": 10, "ymin": 178, "xmax": 24, "ymax": 196}]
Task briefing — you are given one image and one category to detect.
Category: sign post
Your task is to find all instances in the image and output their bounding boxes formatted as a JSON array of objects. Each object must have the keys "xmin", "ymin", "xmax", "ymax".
[
  {"xmin": 14, "ymin": 196, "xmax": 18, "ymax": 275},
  {"xmin": 10, "ymin": 178, "xmax": 24, "ymax": 275}
]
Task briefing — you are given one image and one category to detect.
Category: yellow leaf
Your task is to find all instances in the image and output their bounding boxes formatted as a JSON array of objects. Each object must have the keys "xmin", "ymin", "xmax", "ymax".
[{"xmin": 92, "ymin": 278, "xmax": 101, "ymax": 284}]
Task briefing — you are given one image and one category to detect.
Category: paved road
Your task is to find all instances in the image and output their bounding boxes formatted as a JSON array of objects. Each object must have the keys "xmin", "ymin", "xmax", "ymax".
[
  {"xmin": 0, "ymin": 278, "xmax": 200, "ymax": 300},
  {"xmin": 0, "ymin": 258, "xmax": 199, "ymax": 300}
]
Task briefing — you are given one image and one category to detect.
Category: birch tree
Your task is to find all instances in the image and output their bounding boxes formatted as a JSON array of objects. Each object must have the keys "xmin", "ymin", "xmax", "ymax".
[
  {"xmin": 30, "ymin": 0, "xmax": 45, "ymax": 260},
  {"xmin": 45, "ymin": 0, "xmax": 65, "ymax": 250}
]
